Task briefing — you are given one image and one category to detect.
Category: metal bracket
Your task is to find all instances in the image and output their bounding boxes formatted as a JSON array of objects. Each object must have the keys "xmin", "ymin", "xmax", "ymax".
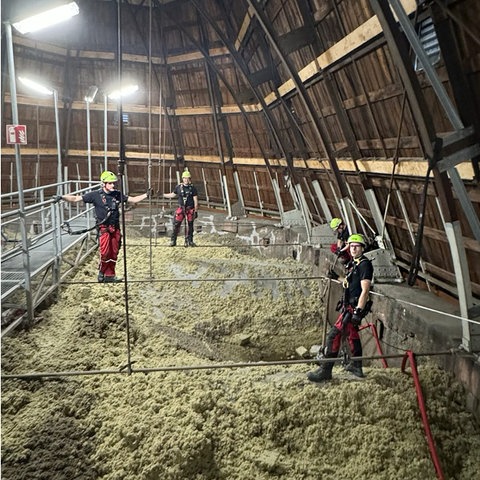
[
  {"xmin": 436, "ymin": 126, "xmax": 479, "ymax": 172},
  {"xmin": 364, "ymin": 248, "xmax": 403, "ymax": 284},
  {"xmin": 231, "ymin": 201, "xmax": 246, "ymax": 218},
  {"xmin": 282, "ymin": 209, "xmax": 305, "ymax": 227},
  {"xmin": 311, "ymin": 223, "xmax": 335, "ymax": 248}
]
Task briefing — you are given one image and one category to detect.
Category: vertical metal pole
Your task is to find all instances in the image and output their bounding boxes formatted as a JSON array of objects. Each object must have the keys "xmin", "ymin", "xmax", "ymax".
[
  {"xmin": 104, "ymin": 94, "xmax": 108, "ymax": 170},
  {"xmin": 295, "ymin": 184, "xmax": 313, "ymax": 242},
  {"xmin": 302, "ymin": 177, "xmax": 322, "ymax": 220},
  {"xmin": 223, "ymin": 174, "xmax": 232, "ymax": 218},
  {"xmin": 35, "ymin": 105, "xmax": 40, "ymax": 190},
  {"xmin": 201, "ymin": 167, "xmax": 210, "ymax": 207},
  {"xmin": 253, "ymin": 171, "xmax": 264, "ymax": 216},
  {"xmin": 340, "ymin": 197, "xmax": 354, "ymax": 235},
  {"xmin": 271, "ymin": 173, "xmax": 285, "ymax": 221},
  {"xmin": 115, "ymin": 0, "xmax": 133, "ymax": 375},
  {"xmin": 53, "ymin": 89, "xmax": 62, "ymax": 195},
  {"xmin": 10, "ymin": 162, "xmax": 13, "ymax": 203},
  {"xmin": 219, "ymin": 169, "xmax": 226, "ymax": 208},
  {"xmin": 364, "ymin": 189, "xmax": 394, "ymax": 250},
  {"xmin": 86, "ymin": 99, "xmax": 92, "ymax": 184},
  {"xmin": 5, "ymin": 21, "xmax": 34, "ymax": 322},
  {"xmin": 85, "ymin": 98, "xmax": 93, "ymax": 229},
  {"xmin": 233, "ymin": 170, "xmax": 245, "ymax": 214},
  {"xmin": 311, "ymin": 179, "xmax": 332, "ymax": 221}
]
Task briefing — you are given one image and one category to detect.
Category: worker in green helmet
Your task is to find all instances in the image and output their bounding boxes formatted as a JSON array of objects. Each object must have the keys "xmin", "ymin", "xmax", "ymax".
[
  {"xmin": 56, "ymin": 170, "xmax": 152, "ymax": 282},
  {"xmin": 329, "ymin": 217, "xmax": 350, "ymax": 263},
  {"xmin": 164, "ymin": 168, "xmax": 199, "ymax": 247},
  {"xmin": 308, "ymin": 233, "xmax": 373, "ymax": 382}
]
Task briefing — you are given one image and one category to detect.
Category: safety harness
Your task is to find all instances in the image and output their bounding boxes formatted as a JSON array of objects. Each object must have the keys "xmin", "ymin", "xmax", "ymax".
[
  {"xmin": 61, "ymin": 191, "xmax": 120, "ymax": 235},
  {"xmin": 336, "ymin": 255, "xmax": 373, "ymax": 316},
  {"xmin": 180, "ymin": 184, "xmax": 194, "ymax": 206}
]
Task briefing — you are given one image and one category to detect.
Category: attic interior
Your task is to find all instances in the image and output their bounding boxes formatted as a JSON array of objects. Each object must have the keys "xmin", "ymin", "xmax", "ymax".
[
  {"xmin": 2, "ymin": 1, "xmax": 479, "ymax": 328},
  {"xmin": 1, "ymin": 0, "xmax": 480, "ymax": 476}
]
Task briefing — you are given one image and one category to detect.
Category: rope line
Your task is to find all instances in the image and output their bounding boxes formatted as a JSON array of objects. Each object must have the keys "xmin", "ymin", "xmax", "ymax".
[
  {"xmin": 59, "ymin": 272, "xmax": 480, "ymax": 325},
  {"xmin": 1, "ymin": 349, "xmax": 465, "ymax": 381}
]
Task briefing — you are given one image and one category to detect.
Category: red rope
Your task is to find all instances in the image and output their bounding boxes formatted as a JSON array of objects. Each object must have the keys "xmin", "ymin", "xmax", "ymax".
[
  {"xmin": 360, "ymin": 322, "xmax": 388, "ymax": 368},
  {"xmin": 401, "ymin": 350, "xmax": 445, "ymax": 480}
]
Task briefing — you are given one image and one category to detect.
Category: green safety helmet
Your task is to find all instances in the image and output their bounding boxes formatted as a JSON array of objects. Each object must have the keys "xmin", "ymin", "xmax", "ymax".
[
  {"xmin": 329, "ymin": 218, "xmax": 342, "ymax": 230},
  {"xmin": 100, "ymin": 171, "xmax": 118, "ymax": 183},
  {"xmin": 182, "ymin": 169, "xmax": 191, "ymax": 179},
  {"xmin": 347, "ymin": 233, "xmax": 366, "ymax": 246}
]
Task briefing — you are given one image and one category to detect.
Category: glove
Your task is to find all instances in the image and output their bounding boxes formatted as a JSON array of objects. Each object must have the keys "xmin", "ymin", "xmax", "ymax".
[
  {"xmin": 52, "ymin": 195, "xmax": 62, "ymax": 203},
  {"xmin": 352, "ymin": 308, "xmax": 363, "ymax": 327},
  {"xmin": 194, "ymin": 211, "xmax": 198, "ymax": 219},
  {"xmin": 146, "ymin": 188, "xmax": 154, "ymax": 198}
]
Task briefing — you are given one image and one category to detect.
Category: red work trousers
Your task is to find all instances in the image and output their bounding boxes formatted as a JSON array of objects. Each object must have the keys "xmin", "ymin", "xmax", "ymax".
[
  {"xmin": 98, "ymin": 225, "xmax": 122, "ymax": 277},
  {"xmin": 173, "ymin": 206, "xmax": 195, "ymax": 240},
  {"xmin": 325, "ymin": 307, "xmax": 362, "ymax": 358}
]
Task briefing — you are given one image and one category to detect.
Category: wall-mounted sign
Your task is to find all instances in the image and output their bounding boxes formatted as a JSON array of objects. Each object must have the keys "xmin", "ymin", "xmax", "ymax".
[{"xmin": 6, "ymin": 125, "xmax": 27, "ymax": 145}]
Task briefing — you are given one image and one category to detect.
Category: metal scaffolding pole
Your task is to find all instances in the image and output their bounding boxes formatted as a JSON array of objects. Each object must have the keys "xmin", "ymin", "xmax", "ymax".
[{"xmin": 4, "ymin": 21, "xmax": 34, "ymax": 322}]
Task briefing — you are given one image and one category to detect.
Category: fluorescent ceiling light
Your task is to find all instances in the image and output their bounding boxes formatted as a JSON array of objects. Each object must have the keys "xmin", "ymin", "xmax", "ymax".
[
  {"xmin": 12, "ymin": 2, "xmax": 79, "ymax": 35},
  {"xmin": 85, "ymin": 86, "xmax": 98, "ymax": 102},
  {"xmin": 108, "ymin": 85, "xmax": 139, "ymax": 100},
  {"xmin": 18, "ymin": 76, "xmax": 54, "ymax": 96}
]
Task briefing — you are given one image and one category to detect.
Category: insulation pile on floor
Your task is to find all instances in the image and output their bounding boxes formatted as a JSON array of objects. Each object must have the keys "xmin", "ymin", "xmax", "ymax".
[{"xmin": 2, "ymin": 233, "xmax": 479, "ymax": 479}]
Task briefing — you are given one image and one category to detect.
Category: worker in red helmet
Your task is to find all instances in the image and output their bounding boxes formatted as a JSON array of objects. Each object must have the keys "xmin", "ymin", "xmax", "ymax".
[
  {"xmin": 308, "ymin": 233, "xmax": 373, "ymax": 381},
  {"xmin": 57, "ymin": 171, "xmax": 151, "ymax": 282},
  {"xmin": 164, "ymin": 168, "xmax": 199, "ymax": 247}
]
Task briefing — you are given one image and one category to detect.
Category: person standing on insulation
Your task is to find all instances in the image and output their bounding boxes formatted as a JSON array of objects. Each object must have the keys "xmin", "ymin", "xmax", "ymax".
[
  {"xmin": 57, "ymin": 170, "xmax": 151, "ymax": 282},
  {"xmin": 164, "ymin": 168, "xmax": 199, "ymax": 247},
  {"xmin": 308, "ymin": 233, "xmax": 374, "ymax": 381},
  {"xmin": 329, "ymin": 217, "xmax": 351, "ymax": 264}
]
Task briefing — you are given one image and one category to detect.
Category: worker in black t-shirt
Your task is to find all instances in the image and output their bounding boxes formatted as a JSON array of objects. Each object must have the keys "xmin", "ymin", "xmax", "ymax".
[
  {"xmin": 308, "ymin": 233, "xmax": 373, "ymax": 381},
  {"xmin": 164, "ymin": 169, "xmax": 199, "ymax": 247},
  {"xmin": 58, "ymin": 171, "xmax": 151, "ymax": 282}
]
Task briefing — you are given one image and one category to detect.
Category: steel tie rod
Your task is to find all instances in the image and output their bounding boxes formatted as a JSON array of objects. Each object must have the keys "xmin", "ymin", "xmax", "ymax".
[{"xmin": 1, "ymin": 349, "xmax": 468, "ymax": 381}]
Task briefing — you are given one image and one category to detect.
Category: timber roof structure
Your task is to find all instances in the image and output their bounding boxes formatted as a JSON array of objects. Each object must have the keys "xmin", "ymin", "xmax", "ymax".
[{"xmin": 1, "ymin": 0, "xmax": 480, "ymax": 316}]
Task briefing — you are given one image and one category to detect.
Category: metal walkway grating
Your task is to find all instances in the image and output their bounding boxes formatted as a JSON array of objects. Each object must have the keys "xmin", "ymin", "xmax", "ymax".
[{"xmin": 1, "ymin": 218, "xmax": 91, "ymax": 301}]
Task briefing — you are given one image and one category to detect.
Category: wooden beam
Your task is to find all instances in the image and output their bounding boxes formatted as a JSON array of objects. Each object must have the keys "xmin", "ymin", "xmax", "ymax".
[
  {"xmin": 13, "ymin": 35, "xmax": 229, "ymax": 65},
  {"xmin": 1, "ymin": 148, "xmax": 474, "ymax": 179},
  {"xmin": 4, "ymin": 94, "xmax": 261, "ymax": 115}
]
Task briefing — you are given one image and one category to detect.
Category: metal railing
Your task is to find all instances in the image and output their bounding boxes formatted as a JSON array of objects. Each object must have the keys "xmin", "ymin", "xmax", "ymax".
[{"xmin": 1, "ymin": 181, "xmax": 98, "ymax": 333}]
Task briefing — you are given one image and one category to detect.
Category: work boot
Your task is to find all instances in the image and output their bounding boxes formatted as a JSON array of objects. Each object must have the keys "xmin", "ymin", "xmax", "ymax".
[
  {"xmin": 97, "ymin": 272, "xmax": 105, "ymax": 283},
  {"xmin": 345, "ymin": 361, "xmax": 364, "ymax": 378},
  {"xmin": 104, "ymin": 276, "xmax": 123, "ymax": 283},
  {"xmin": 307, "ymin": 362, "xmax": 334, "ymax": 383}
]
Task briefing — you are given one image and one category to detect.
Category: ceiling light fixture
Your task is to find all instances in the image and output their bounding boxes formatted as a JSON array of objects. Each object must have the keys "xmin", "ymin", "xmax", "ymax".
[
  {"xmin": 85, "ymin": 85, "xmax": 98, "ymax": 103},
  {"xmin": 108, "ymin": 84, "xmax": 139, "ymax": 100},
  {"xmin": 12, "ymin": 2, "xmax": 80, "ymax": 35},
  {"xmin": 18, "ymin": 76, "xmax": 54, "ymax": 96}
]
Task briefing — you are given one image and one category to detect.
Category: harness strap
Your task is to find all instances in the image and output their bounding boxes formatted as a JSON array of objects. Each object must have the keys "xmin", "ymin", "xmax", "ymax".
[{"xmin": 61, "ymin": 222, "xmax": 98, "ymax": 235}]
